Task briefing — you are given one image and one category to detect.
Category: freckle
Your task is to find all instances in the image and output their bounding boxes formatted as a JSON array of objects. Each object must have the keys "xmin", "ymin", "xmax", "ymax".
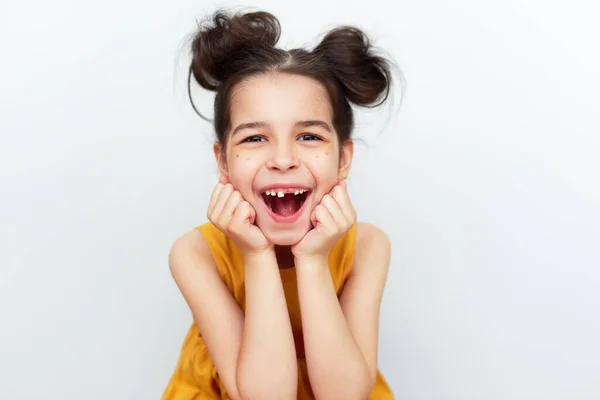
[
  {"xmin": 236, "ymin": 154, "xmax": 239, "ymax": 158},
  {"xmin": 246, "ymin": 157, "xmax": 250, "ymax": 161},
  {"xmin": 315, "ymin": 155, "xmax": 319, "ymax": 159},
  {"xmin": 325, "ymin": 152, "xmax": 329, "ymax": 156}
]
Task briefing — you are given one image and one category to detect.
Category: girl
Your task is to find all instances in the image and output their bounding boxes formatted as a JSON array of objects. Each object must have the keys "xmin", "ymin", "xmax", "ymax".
[{"xmin": 163, "ymin": 9, "xmax": 396, "ymax": 400}]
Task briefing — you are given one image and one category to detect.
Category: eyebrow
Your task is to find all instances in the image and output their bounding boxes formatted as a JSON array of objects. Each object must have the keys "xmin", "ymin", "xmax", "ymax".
[{"xmin": 231, "ymin": 120, "xmax": 333, "ymax": 136}]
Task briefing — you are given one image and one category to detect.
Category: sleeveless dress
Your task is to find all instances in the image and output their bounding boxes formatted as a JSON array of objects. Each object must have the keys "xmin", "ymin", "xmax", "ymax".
[{"xmin": 162, "ymin": 222, "xmax": 394, "ymax": 399}]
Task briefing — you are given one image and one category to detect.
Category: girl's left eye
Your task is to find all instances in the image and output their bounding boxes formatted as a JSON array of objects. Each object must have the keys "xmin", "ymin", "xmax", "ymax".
[{"xmin": 298, "ymin": 134, "xmax": 321, "ymax": 141}]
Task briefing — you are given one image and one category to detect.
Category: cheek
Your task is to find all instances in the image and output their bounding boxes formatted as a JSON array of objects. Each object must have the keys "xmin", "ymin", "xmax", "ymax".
[
  {"xmin": 227, "ymin": 152, "xmax": 262, "ymax": 194},
  {"xmin": 304, "ymin": 149, "xmax": 339, "ymax": 188}
]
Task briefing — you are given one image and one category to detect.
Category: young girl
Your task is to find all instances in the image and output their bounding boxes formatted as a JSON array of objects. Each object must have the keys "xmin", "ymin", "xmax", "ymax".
[{"xmin": 163, "ymin": 9, "xmax": 395, "ymax": 400}]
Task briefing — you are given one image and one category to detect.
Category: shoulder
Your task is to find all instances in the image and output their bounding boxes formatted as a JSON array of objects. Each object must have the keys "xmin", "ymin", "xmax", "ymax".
[
  {"xmin": 168, "ymin": 223, "xmax": 239, "ymax": 289},
  {"xmin": 170, "ymin": 227, "xmax": 208, "ymax": 258},
  {"xmin": 352, "ymin": 222, "xmax": 391, "ymax": 277},
  {"xmin": 169, "ymin": 222, "xmax": 227, "ymax": 264},
  {"xmin": 356, "ymin": 222, "xmax": 390, "ymax": 249},
  {"xmin": 168, "ymin": 227, "xmax": 215, "ymax": 275}
]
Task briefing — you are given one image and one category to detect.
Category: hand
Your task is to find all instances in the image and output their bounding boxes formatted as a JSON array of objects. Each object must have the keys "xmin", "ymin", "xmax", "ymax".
[
  {"xmin": 208, "ymin": 176, "xmax": 273, "ymax": 256},
  {"xmin": 291, "ymin": 180, "xmax": 357, "ymax": 263}
]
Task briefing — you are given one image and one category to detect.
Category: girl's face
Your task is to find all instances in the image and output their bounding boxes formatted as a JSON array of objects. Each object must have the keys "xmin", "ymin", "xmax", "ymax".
[{"xmin": 215, "ymin": 72, "xmax": 353, "ymax": 246}]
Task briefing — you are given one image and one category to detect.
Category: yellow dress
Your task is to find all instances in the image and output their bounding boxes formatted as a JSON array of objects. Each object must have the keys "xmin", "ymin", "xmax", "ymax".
[{"xmin": 162, "ymin": 222, "xmax": 394, "ymax": 399}]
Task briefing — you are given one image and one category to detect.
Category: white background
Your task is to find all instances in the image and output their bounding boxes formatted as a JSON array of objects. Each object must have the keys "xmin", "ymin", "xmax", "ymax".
[{"xmin": 1, "ymin": 0, "xmax": 599, "ymax": 399}]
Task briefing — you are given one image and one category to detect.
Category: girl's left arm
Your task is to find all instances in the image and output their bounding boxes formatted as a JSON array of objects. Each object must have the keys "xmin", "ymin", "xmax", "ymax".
[{"xmin": 295, "ymin": 222, "xmax": 391, "ymax": 400}]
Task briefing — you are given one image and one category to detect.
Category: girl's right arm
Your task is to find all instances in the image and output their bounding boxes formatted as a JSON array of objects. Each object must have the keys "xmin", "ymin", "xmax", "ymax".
[
  {"xmin": 168, "ymin": 182, "xmax": 297, "ymax": 400},
  {"xmin": 169, "ymin": 230, "xmax": 245, "ymax": 398}
]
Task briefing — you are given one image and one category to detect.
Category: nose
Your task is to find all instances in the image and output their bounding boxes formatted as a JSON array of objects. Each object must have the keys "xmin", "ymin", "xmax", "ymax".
[{"xmin": 266, "ymin": 141, "xmax": 299, "ymax": 171}]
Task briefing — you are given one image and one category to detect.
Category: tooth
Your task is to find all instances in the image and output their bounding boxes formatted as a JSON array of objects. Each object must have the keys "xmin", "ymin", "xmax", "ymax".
[
  {"xmin": 294, "ymin": 190, "xmax": 299, "ymax": 195},
  {"xmin": 277, "ymin": 191, "xmax": 284, "ymax": 197}
]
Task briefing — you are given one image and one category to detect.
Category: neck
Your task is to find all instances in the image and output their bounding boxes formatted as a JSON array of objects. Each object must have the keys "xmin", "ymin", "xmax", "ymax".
[{"xmin": 274, "ymin": 245, "xmax": 295, "ymax": 269}]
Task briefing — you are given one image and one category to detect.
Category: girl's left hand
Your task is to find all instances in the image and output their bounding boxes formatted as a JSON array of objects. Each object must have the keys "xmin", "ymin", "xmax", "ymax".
[{"xmin": 291, "ymin": 180, "xmax": 357, "ymax": 263}]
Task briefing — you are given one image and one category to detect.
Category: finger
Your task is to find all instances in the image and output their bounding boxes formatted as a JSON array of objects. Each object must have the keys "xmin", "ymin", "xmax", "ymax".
[
  {"xmin": 217, "ymin": 190, "xmax": 242, "ymax": 226},
  {"xmin": 310, "ymin": 206, "xmax": 318, "ymax": 229},
  {"xmin": 330, "ymin": 183, "xmax": 356, "ymax": 223},
  {"xmin": 208, "ymin": 183, "xmax": 225, "ymax": 217},
  {"xmin": 211, "ymin": 183, "xmax": 234, "ymax": 220},
  {"xmin": 320, "ymin": 194, "xmax": 347, "ymax": 228},
  {"xmin": 208, "ymin": 176, "xmax": 231, "ymax": 215},
  {"xmin": 230, "ymin": 200, "xmax": 251, "ymax": 236},
  {"xmin": 248, "ymin": 202, "xmax": 256, "ymax": 225},
  {"xmin": 313, "ymin": 203, "xmax": 336, "ymax": 232}
]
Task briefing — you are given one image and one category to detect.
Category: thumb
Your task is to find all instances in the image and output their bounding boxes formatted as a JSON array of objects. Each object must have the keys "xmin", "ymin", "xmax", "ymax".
[
  {"xmin": 248, "ymin": 204, "xmax": 256, "ymax": 225},
  {"xmin": 310, "ymin": 206, "xmax": 319, "ymax": 229}
]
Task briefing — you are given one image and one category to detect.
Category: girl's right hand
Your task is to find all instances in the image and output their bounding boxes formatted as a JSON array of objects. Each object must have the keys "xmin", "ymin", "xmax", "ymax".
[{"xmin": 207, "ymin": 176, "xmax": 272, "ymax": 256}]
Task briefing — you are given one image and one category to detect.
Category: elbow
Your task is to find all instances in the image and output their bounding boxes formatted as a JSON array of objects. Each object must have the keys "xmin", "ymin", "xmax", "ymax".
[
  {"xmin": 312, "ymin": 364, "xmax": 374, "ymax": 400},
  {"xmin": 343, "ymin": 377, "xmax": 376, "ymax": 400},
  {"xmin": 319, "ymin": 382, "xmax": 374, "ymax": 400},
  {"xmin": 236, "ymin": 365, "xmax": 297, "ymax": 400},
  {"xmin": 237, "ymin": 383, "xmax": 297, "ymax": 400}
]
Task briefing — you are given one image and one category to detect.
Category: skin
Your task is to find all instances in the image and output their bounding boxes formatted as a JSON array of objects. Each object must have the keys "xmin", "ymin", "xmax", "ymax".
[
  {"xmin": 168, "ymin": 72, "xmax": 391, "ymax": 400},
  {"xmin": 213, "ymin": 71, "xmax": 352, "ymax": 249}
]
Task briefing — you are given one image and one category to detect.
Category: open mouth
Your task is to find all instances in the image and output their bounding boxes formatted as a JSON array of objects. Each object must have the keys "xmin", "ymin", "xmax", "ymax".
[{"xmin": 260, "ymin": 188, "xmax": 311, "ymax": 218}]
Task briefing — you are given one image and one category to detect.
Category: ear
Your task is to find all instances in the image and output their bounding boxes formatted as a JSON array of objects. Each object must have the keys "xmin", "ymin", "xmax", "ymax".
[
  {"xmin": 338, "ymin": 139, "xmax": 354, "ymax": 180},
  {"xmin": 213, "ymin": 142, "xmax": 228, "ymax": 178}
]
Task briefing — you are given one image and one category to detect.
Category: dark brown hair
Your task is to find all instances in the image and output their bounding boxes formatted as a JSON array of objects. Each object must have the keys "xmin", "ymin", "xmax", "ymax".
[{"xmin": 187, "ymin": 9, "xmax": 394, "ymax": 149}]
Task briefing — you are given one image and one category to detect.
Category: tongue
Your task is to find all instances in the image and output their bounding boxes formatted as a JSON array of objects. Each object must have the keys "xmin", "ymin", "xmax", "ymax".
[{"xmin": 271, "ymin": 195, "xmax": 299, "ymax": 217}]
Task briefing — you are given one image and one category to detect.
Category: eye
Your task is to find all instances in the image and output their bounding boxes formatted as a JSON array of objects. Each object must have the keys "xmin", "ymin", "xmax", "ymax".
[
  {"xmin": 242, "ymin": 135, "xmax": 266, "ymax": 143},
  {"xmin": 298, "ymin": 134, "xmax": 322, "ymax": 141}
]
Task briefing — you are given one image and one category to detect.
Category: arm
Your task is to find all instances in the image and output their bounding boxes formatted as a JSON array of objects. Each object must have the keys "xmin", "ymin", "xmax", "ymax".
[
  {"xmin": 237, "ymin": 250, "xmax": 298, "ymax": 399},
  {"xmin": 295, "ymin": 222, "xmax": 390, "ymax": 400},
  {"xmin": 169, "ymin": 230, "xmax": 297, "ymax": 400}
]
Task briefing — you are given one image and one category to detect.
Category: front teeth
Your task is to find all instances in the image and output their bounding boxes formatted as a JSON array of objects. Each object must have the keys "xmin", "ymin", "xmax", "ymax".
[{"xmin": 264, "ymin": 189, "xmax": 308, "ymax": 196}]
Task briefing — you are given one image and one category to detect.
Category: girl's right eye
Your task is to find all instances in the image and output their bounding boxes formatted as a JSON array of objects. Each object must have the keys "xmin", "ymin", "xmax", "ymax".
[{"xmin": 242, "ymin": 135, "xmax": 266, "ymax": 143}]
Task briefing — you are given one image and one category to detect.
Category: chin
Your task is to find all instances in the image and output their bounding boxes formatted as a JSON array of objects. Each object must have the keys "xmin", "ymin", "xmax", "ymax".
[{"xmin": 261, "ymin": 224, "xmax": 310, "ymax": 246}]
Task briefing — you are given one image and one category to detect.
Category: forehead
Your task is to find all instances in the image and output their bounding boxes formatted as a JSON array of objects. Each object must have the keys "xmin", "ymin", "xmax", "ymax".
[{"xmin": 229, "ymin": 73, "xmax": 333, "ymax": 128}]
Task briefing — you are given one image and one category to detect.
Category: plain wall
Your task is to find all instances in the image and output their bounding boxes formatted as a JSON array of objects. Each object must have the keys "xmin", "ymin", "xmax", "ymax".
[{"xmin": 1, "ymin": 0, "xmax": 599, "ymax": 399}]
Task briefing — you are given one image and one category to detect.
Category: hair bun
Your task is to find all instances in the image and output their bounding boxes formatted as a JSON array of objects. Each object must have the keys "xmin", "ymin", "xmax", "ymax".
[
  {"xmin": 189, "ymin": 10, "xmax": 281, "ymax": 91},
  {"xmin": 313, "ymin": 27, "xmax": 391, "ymax": 107}
]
